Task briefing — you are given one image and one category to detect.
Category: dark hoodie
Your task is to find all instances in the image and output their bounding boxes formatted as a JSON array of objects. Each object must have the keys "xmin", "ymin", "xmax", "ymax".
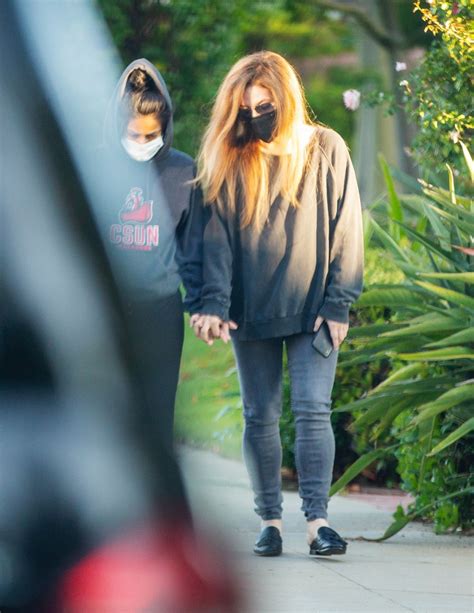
[{"xmin": 100, "ymin": 58, "xmax": 203, "ymax": 312}]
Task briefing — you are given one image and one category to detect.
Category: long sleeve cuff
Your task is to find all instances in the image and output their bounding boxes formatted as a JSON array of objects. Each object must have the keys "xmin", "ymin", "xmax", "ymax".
[
  {"xmin": 318, "ymin": 300, "xmax": 350, "ymax": 324},
  {"xmin": 200, "ymin": 300, "xmax": 230, "ymax": 321},
  {"xmin": 184, "ymin": 300, "xmax": 203, "ymax": 316}
]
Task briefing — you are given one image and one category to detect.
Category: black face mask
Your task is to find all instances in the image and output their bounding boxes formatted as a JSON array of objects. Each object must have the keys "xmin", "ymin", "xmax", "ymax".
[{"xmin": 250, "ymin": 110, "xmax": 277, "ymax": 143}]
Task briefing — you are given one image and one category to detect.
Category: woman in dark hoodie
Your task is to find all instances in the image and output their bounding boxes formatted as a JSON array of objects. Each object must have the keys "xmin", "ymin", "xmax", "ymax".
[
  {"xmin": 193, "ymin": 52, "xmax": 363, "ymax": 558},
  {"xmin": 101, "ymin": 58, "xmax": 203, "ymax": 451}
]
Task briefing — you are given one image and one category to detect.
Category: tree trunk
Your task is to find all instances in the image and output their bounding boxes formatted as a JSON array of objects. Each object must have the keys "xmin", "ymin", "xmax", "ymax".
[
  {"xmin": 352, "ymin": 0, "xmax": 419, "ymax": 204},
  {"xmin": 376, "ymin": 0, "xmax": 417, "ymax": 178},
  {"xmin": 352, "ymin": 0, "xmax": 394, "ymax": 204}
]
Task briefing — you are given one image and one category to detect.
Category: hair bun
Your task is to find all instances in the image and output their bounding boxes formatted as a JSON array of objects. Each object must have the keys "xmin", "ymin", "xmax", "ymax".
[{"xmin": 127, "ymin": 68, "xmax": 149, "ymax": 92}]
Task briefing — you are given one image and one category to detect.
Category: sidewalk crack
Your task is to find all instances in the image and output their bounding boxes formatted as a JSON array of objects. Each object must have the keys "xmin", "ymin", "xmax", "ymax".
[{"xmin": 311, "ymin": 559, "xmax": 417, "ymax": 612}]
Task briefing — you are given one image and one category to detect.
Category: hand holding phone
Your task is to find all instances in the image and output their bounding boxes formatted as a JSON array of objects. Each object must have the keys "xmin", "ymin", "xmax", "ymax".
[{"xmin": 311, "ymin": 320, "xmax": 334, "ymax": 358}]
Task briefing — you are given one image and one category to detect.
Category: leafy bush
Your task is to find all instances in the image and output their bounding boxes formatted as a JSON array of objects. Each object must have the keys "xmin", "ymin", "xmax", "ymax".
[
  {"xmin": 239, "ymin": 4, "xmax": 352, "ymax": 59},
  {"xmin": 331, "ymin": 152, "xmax": 473, "ymax": 538},
  {"xmin": 393, "ymin": 409, "xmax": 469, "ymax": 534},
  {"xmin": 365, "ymin": 0, "xmax": 473, "ymax": 187},
  {"xmin": 403, "ymin": 0, "xmax": 474, "ymax": 189}
]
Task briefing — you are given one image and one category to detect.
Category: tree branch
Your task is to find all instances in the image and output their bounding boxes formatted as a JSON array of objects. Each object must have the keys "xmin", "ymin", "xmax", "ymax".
[{"xmin": 308, "ymin": 0, "xmax": 403, "ymax": 50}]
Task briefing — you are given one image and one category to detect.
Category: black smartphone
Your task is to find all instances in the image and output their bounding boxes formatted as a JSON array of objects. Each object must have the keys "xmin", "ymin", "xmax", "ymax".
[{"xmin": 311, "ymin": 321, "xmax": 334, "ymax": 358}]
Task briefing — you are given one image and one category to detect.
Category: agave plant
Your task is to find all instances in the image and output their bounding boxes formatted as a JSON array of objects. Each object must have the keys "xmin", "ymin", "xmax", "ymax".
[{"xmin": 331, "ymin": 148, "xmax": 473, "ymax": 539}]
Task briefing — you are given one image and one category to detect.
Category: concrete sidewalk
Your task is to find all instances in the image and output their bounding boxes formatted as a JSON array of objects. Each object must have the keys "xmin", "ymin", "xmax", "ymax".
[{"xmin": 179, "ymin": 447, "xmax": 473, "ymax": 613}]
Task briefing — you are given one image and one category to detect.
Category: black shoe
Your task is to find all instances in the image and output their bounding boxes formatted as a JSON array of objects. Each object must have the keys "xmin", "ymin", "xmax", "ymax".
[
  {"xmin": 253, "ymin": 526, "xmax": 283, "ymax": 557},
  {"xmin": 309, "ymin": 526, "xmax": 347, "ymax": 556}
]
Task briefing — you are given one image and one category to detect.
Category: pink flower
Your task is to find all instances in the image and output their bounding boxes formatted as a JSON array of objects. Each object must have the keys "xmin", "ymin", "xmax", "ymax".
[
  {"xmin": 395, "ymin": 62, "xmax": 407, "ymax": 72},
  {"xmin": 453, "ymin": 2, "xmax": 460, "ymax": 15},
  {"xmin": 342, "ymin": 89, "xmax": 361, "ymax": 111}
]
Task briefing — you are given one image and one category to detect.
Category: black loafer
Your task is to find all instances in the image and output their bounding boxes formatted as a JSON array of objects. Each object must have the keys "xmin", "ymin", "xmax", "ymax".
[
  {"xmin": 309, "ymin": 526, "xmax": 347, "ymax": 556},
  {"xmin": 253, "ymin": 526, "xmax": 282, "ymax": 557}
]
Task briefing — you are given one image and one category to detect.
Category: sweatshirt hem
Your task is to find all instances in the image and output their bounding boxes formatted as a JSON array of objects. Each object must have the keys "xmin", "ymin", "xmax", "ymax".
[{"xmin": 231, "ymin": 312, "xmax": 318, "ymax": 341}]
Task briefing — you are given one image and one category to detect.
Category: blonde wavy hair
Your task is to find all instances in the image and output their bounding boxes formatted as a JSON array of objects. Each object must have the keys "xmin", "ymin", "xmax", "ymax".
[{"xmin": 196, "ymin": 51, "xmax": 317, "ymax": 228}]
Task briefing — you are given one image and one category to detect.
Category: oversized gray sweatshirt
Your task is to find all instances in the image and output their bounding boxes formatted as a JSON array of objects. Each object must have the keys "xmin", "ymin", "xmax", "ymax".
[{"xmin": 200, "ymin": 125, "xmax": 364, "ymax": 340}]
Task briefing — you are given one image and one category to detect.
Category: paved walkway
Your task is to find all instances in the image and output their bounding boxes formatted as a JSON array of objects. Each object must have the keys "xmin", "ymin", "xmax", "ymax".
[{"xmin": 179, "ymin": 447, "xmax": 473, "ymax": 613}]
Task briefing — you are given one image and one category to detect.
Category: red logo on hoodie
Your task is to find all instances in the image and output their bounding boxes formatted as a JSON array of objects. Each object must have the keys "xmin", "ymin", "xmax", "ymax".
[
  {"xmin": 120, "ymin": 187, "xmax": 153, "ymax": 223},
  {"xmin": 110, "ymin": 187, "xmax": 159, "ymax": 251}
]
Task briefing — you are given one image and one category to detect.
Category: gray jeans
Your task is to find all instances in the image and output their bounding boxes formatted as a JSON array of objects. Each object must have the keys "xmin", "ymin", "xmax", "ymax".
[{"xmin": 232, "ymin": 333, "xmax": 338, "ymax": 521}]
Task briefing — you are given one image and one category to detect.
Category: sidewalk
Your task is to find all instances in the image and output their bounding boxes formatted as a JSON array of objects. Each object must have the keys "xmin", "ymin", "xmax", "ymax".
[{"xmin": 179, "ymin": 447, "xmax": 473, "ymax": 613}]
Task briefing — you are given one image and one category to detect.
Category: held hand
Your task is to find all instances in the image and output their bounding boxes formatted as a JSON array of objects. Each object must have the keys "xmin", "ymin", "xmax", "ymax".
[
  {"xmin": 196, "ymin": 314, "xmax": 222, "ymax": 345},
  {"xmin": 313, "ymin": 315, "xmax": 349, "ymax": 351},
  {"xmin": 192, "ymin": 314, "xmax": 238, "ymax": 345},
  {"xmin": 191, "ymin": 314, "xmax": 207, "ymax": 343},
  {"xmin": 191, "ymin": 314, "xmax": 207, "ymax": 341},
  {"xmin": 220, "ymin": 320, "xmax": 238, "ymax": 343},
  {"xmin": 189, "ymin": 313, "xmax": 201, "ymax": 328}
]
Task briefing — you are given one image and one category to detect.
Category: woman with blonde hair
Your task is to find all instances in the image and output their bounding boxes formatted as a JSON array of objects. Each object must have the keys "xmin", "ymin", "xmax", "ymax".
[{"xmin": 193, "ymin": 51, "xmax": 363, "ymax": 557}]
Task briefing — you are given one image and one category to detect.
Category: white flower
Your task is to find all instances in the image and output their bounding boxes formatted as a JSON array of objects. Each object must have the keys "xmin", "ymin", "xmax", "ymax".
[
  {"xmin": 449, "ymin": 130, "xmax": 460, "ymax": 143},
  {"xmin": 395, "ymin": 62, "xmax": 407, "ymax": 72},
  {"xmin": 342, "ymin": 89, "xmax": 361, "ymax": 111},
  {"xmin": 399, "ymin": 80, "xmax": 409, "ymax": 87}
]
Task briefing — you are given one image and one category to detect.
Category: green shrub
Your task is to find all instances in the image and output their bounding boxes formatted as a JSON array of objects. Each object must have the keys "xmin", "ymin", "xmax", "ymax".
[
  {"xmin": 331, "ymin": 155, "xmax": 474, "ymax": 538},
  {"xmin": 393, "ymin": 409, "xmax": 470, "ymax": 534},
  {"xmin": 363, "ymin": 0, "xmax": 474, "ymax": 188},
  {"xmin": 404, "ymin": 1, "xmax": 474, "ymax": 188}
]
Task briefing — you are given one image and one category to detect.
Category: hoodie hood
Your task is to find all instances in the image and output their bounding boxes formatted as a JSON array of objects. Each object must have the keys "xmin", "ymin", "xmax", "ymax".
[{"xmin": 104, "ymin": 58, "xmax": 173, "ymax": 163}]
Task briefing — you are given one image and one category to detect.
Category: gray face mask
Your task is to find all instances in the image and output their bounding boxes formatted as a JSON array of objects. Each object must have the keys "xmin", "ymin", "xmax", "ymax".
[{"xmin": 121, "ymin": 134, "xmax": 164, "ymax": 161}]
